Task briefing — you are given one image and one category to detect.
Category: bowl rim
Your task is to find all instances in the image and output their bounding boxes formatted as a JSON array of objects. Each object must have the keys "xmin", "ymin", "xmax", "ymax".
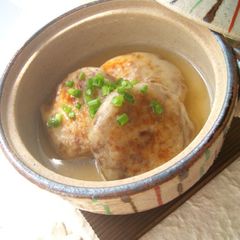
[{"xmin": 0, "ymin": 0, "xmax": 238, "ymax": 199}]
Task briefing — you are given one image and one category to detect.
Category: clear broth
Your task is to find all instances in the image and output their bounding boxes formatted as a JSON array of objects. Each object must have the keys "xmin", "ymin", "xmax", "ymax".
[{"xmin": 38, "ymin": 48, "xmax": 210, "ymax": 181}]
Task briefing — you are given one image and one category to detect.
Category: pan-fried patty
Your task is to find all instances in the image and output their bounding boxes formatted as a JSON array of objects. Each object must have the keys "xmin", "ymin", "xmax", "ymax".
[
  {"xmin": 89, "ymin": 82, "xmax": 194, "ymax": 180},
  {"xmin": 41, "ymin": 67, "xmax": 113, "ymax": 159},
  {"xmin": 101, "ymin": 52, "xmax": 187, "ymax": 101}
]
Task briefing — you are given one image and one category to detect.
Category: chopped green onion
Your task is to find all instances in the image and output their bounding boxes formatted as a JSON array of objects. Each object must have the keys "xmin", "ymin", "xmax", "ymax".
[
  {"xmin": 121, "ymin": 80, "xmax": 129, "ymax": 87},
  {"xmin": 117, "ymin": 87, "xmax": 126, "ymax": 94},
  {"xmin": 87, "ymin": 74, "xmax": 105, "ymax": 90},
  {"xmin": 86, "ymin": 88, "xmax": 93, "ymax": 96},
  {"xmin": 67, "ymin": 88, "xmax": 81, "ymax": 98},
  {"xmin": 131, "ymin": 79, "xmax": 139, "ymax": 85},
  {"xmin": 117, "ymin": 113, "xmax": 129, "ymax": 126},
  {"xmin": 123, "ymin": 92, "xmax": 135, "ymax": 104},
  {"xmin": 140, "ymin": 85, "xmax": 148, "ymax": 94},
  {"xmin": 116, "ymin": 86, "xmax": 126, "ymax": 94},
  {"xmin": 116, "ymin": 78, "xmax": 124, "ymax": 86},
  {"xmin": 61, "ymin": 105, "xmax": 76, "ymax": 120},
  {"xmin": 101, "ymin": 81, "xmax": 116, "ymax": 96},
  {"xmin": 47, "ymin": 113, "xmax": 62, "ymax": 128},
  {"xmin": 108, "ymin": 81, "xmax": 117, "ymax": 91},
  {"xmin": 62, "ymin": 104, "xmax": 72, "ymax": 114},
  {"xmin": 121, "ymin": 80, "xmax": 133, "ymax": 89},
  {"xmin": 83, "ymin": 91, "xmax": 92, "ymax": 103},
  {"xmin": 65, "ymin": 81, "xmax": 74, "ymax": 88},
  {"xmin": 92, "ymin": 74, "xmax": 105, "ymax": 88},
  {"xmin": 68, "ymin": 111, "xmax": 76, "ymax": 119},
  {"xmin": 108, "ymin": 82, "xmax": 117, "ymax": 91},
  {"xmin": 79, "ymin": 72, "xmax": 86, "ymax": 80},
  {"xmin": 111, "ymin": 95, "xmax": 125, "ymax": 107},
  {"xmin": 116, "ymin": 80, "xmax": 134, "ymax": 94},
  {"xmin": 75, "ymin": 102, "xmax": 82, "ymax": 109},
  {"xmin": 86, "ymin": 78, "xmax": 94, "ymax": 89},
  {"xmin": 89, "ymin": 109, "xmax": 96, "ymax": 118},
  {"xmin": 88, "ymin": 98, "xmax": 101, "ymax": 108},
  {"xmin": 150, "ymin": 100, "xmax": 163, "ymax": 115},
  {"xmin": 102, "ymin": 85, "xmax": 111, "ymax": 96},
  {"xmin": 87, "ymin": 98, "xmax": 101, "ymax": 118}
]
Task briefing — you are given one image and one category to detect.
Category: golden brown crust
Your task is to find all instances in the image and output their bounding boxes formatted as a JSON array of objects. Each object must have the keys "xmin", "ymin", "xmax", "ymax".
[
  {"xmin": 101, "ymin": 52, "xmax": 187, "ymax": 101},
  {"xmin": 41, "ymin": 67, "xmax": 108, "ymax": 159},
  {"xmin": 89, "ymin": 83, "xmax": 194, "ymax": 180}
]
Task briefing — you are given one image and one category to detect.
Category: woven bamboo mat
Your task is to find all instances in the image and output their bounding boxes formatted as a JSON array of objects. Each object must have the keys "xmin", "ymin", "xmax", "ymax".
[{"xmin": 81, "ymin": 118, "xmax": 240, "ymax": 240}]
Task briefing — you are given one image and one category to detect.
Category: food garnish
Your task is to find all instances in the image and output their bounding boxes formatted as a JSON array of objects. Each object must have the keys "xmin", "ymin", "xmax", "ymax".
[
  {"xmin": 75, "ymin": 102, "xmax": 82, "ymax": 109},
  {"xmin": 47, "ymin": 73, "xmax": 163, "ymax": 128},
  {"xmin": 47, "ymin": 113, "xmax": 63, "ymax": 128},
  {"xmin": 67, "ymin": 88, "xmax": 81, "ymax": 98},
  {"xmin": 140, "ymin": 85, "xmax": 148, "ymax": 94},
  {"xmin": 150, "ymin": 100, "xmax": 164, "ymax": 115},
  {"xmin": 111, "ymin": 95, "xmax": 125, "ymax": 107},
  {"xmin": 87, "ymin": 98, "xmax": 101, "ymax": 118},
  {"xmin": 79, "ymin": 72, "xmax": 86, "ymax": 80},
  {"xmin": 65, "ymin": 81, "xmax": 74, "ymax": 87},
  {"xmin": 117, "ymin": 113, "xmax": 129, "ymax": 126}
]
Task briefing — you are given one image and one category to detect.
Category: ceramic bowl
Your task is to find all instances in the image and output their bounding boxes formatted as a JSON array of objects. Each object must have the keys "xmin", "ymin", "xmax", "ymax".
[{"xmin": 0, "ymin": 0, "xmax": 239, "ymax": 215}]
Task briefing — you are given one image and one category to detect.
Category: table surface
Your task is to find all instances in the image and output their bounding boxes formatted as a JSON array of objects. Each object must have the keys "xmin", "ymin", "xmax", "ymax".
[{"xmin": 1, "ymin": 1, "xmax": 240, "ymax": 239}]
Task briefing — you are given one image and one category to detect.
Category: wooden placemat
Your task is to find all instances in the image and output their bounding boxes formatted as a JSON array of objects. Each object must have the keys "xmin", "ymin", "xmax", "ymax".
[{"xmin": 81, "ymin": 118, "xmax": 240, "ymax": 240}]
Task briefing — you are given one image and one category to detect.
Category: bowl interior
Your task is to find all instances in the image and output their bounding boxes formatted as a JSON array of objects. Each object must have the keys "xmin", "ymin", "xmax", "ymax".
[{"xmin": 1, "ymin": 0, "xmax": 228, "ymax": 187}]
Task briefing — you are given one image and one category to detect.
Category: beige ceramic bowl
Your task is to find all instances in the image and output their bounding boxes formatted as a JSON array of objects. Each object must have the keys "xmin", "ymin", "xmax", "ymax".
[{"xmin": 0, "ymin": 0, "xmax": 239, "ymax": 215}]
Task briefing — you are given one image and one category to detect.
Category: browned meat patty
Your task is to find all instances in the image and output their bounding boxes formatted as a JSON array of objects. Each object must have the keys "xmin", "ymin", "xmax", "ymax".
[
  {"xmin": 41, "ymin": 67, "xmax": 113, "ymax": 159},
  {"xmin": 89, "ymin": 82, "xmax": 194, "ymax": 180},
  {"xmin": 101, "ymin": 52, "xmax": 187, "ymax": 101}
]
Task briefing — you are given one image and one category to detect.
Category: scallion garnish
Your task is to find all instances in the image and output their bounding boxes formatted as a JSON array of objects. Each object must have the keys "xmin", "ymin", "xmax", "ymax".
[
  {"xmin": 65, "ymin": 81, "xmax": 74, "ymax": 88},
  {"xmin": 87, "ymin": 98, "xmax": 101, "ymax": 108},
  {"xmin": 116, "ymin": 78, "xmax": 124, "ymax": 86},
  {"xmin": 121, "ymin": 80, "xmax": 133, "ymax": 89},
  {"xmin": 79, "ymin": 72, "xmax": 86, "ymax": 80},
  {"xmin": 86, "ymin": 88, "xmax": 93, "ymax": 96},
  {"xmin": 87, "ymin": 98, "xmax": 101, "ymax": 118},
  {"xmin": 89, "ymin": 108, "xmax": 97, "ymax": 118},
  {"xmin": 131, "ymin": 79, "xmax": 139, "ymax": 85},
  {"xmin": 62, "ymin": 105, "xmax": 76, "ymax": 120},
  {"xmin": 123, "ymin": 92, "xmax": 135, "ymax": 103},
  {"xmin": 101, "ymin": 81, "xmax": 116, "ymax": 96},
  {"xmin": 75, "ymin": 102, "xmax": 82, "ymax": 109},
  {"xmin": 67, "ymin": 88, "xmax": 81, "ymax": 98},
  {"xmin": 102, "ymin": 85, "xmax": 111, "ymax": 96},
  {"xmin": 92, "ymin": 74, "xmax": 105, "ymax": 88},
  {"xmin": 87, "ymin": 78, "xmax": 94, "ymax": 89},
  {"xmin": 117, "ymin": 113, "xmax": 129, "ymax": 126},
  {"xmin": 47, "ymin": 113, "xmax": 63, "ymax": 128},
  {"xmin": 62, "ymin": 104, "xmax": 72, "ymax": 114},
  {"xmin": 150, "ymin": 100, "xmax": 163, "ymax": 115},
  {"xmin": 116, "ymin": 86, "xmax": 126, "ymax": 94},
  {"xmin": 140, "ymin": 85, "xmax": 148, "ymax": 94},
  {"xmin": 109, "ymin": 82, "xmax": 117, "ymax": 91},
  {"xmin": 115, "ymin": 79, "xmax": 134, "ymax": 94},
  {"xmin": 68, "ymin": 111, "xmax": 76, "ymax": 119},
  {"xmin": 111, "ymin": 95, "xmax": 125, "ymax": 107},
  {"xmin": 83, "ymin": 91, "xmax": 92, "ymax": 103}
]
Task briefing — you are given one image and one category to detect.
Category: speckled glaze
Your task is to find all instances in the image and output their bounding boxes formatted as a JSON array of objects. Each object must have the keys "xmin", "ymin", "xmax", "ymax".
[{"xmin": 0, "ymin": 0, "xmax": 239, "ymax": 214}]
